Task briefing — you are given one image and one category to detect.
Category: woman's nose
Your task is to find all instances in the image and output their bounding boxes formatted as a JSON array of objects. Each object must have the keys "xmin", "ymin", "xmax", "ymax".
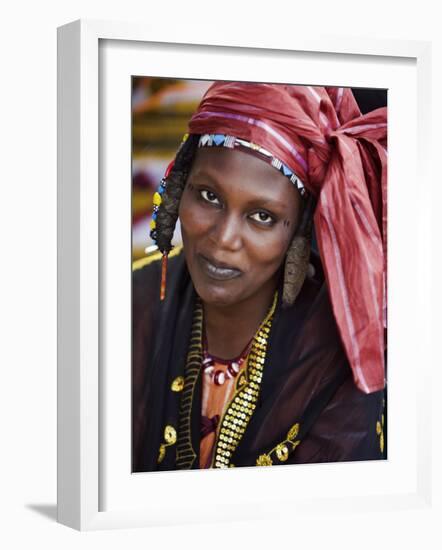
[{"xmin": 211, "ymin": 212, "xmax": 243, "ymax": 251}]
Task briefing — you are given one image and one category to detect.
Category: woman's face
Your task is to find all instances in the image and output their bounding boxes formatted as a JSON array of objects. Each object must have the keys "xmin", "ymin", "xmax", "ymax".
[{"xmin": 179, "ymin": 147, "xmax": 302, "ymax": 307}]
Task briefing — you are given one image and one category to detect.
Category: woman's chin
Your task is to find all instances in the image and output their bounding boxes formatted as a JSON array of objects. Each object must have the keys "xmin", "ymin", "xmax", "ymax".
[{"xmin": 193, "ymin": 281, "xmax": 240, "ymax": 308}]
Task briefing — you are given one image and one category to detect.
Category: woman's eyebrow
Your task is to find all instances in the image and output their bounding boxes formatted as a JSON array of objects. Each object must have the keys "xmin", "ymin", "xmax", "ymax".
[
  {"xmin": 187, "ymin": 168, "xmax": 220, "ymax": 184},
  {"xmin": 188, "ymin": 169, "xmax": 289, "ymax": 209},
  {"xmin": 186, "ymin": 171, "xmax": 228, "ymax": 194},
  {"xmin": 245, "ymin": 196, "xmax": 288, "ymax": 210}
]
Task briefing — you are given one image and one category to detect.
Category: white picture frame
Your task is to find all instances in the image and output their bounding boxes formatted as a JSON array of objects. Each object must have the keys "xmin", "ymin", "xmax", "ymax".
[{"xmin": 57, "ymin": 19, "xmax": 433, "ymax": 531}]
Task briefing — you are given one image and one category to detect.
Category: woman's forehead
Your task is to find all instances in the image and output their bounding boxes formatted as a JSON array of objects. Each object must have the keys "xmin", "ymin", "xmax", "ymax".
[{"xmin": 189, "ymin": 147, "xmax": 298, "ymax": 203}]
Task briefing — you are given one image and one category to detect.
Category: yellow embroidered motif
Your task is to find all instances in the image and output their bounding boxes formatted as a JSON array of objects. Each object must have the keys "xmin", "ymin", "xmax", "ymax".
[
  {"xmin": 157, "ymin": 425, "xmax": 177, "ymax": 464},
  {"xmin": 376, "ymin": 406, "xmax": 385, "ymax": 454},
  {"xmin": 176, "ymin": 301, "xmax": 203, "ymax": 469},
  {"xmin": 276, "ymin": 444, "xmax": 289, "ymax": 462},
  {"xmin": 287, "ymin": 423, "xmax": 299, "ymax": 441},
  {"xmin": 256, "ymin": 424, "xmax": 301, "ymax": 466},
  {"xmin": 237, "ymin": 374, "xmax": 247, "ymax": 388},
  {"xmin": 171, "ymin": 376, "xmax": 185, "ymax": 392},
  {"xmin": 256, "ymin": 454, "xmax": 273, "ymax": 466},
  {"xmin": 164, "ymin": 425, "xmax": 177, "ymax": 444},
  {"xmin": 158, "ymin": 444, "xmax": 166, "ymax": 463}
]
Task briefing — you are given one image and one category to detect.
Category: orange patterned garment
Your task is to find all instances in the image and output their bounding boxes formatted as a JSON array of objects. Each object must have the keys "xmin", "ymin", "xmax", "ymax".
[{"xmin": 199, "ymin": 357, "xmax": 248, "ymax": 468}]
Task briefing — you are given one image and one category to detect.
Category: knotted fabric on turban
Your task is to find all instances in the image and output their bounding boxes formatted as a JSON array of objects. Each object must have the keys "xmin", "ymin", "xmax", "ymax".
[{"xmin": 187, "ymin": 82, "xmax": 387, "ymax": 394}]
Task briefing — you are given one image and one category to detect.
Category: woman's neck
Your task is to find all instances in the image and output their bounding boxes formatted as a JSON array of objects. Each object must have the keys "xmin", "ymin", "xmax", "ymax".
[{"xmin": 202, "ymin": 277, "xmax": 278, "ymax": 360}]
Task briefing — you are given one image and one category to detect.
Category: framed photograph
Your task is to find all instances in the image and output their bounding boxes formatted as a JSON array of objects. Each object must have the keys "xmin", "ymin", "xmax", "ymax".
[{"xmin": 57, "ymin": 19, "xmax": 432, "ymax": 530}]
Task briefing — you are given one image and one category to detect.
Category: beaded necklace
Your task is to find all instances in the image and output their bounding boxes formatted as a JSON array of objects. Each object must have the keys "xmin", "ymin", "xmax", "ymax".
[
  {"xmin": 202, "ymin": 333, "xmax": 253, "ymax": 386},
  {"xmin": 210, "ymin": 291, "xmax": 278, "ymax": 468},
  {"xmin": 175, "ymin": 291, "xmax": 278, "ymax": 470}
]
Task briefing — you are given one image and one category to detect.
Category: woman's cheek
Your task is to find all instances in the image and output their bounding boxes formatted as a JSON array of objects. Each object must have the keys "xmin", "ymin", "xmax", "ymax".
[
  {"xmin": 248, "ymin": 227, "xmax": 291, "ymax": 267},
  {"xmin": 256, "ymin": 235, "xmax": 289, "ymax": 278},
  {"xmin": 181, "ymin": 206, "xmax": 213, "ymax": 239}
]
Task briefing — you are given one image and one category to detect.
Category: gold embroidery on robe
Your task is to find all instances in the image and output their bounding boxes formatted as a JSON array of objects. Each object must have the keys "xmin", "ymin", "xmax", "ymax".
[
  {"xmin": 171, "ymin": 376, "xmax": 185, "ymax": 392},
  {"xmin": 255, "ymin": 422, "xmax": 301, "ymax": 466},
  {"xmin": 157, "ymin": 424, "xmax": 177, "ymax": 463}
]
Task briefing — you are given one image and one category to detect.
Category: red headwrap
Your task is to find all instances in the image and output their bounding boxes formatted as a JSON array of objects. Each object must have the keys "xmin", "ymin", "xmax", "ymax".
[{"xmin": 188, "ymin": 82, "xmax": 387, "ymax": 394}]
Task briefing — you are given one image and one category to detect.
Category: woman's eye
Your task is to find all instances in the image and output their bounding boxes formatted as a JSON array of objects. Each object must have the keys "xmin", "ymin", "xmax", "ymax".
[
  {"xmin": 200, "ymin": 189, "xmax": 220, "ymax": 205},
  {"xmin": 250, "ymin": 211, "xmax": 274, "ymax": 225}
]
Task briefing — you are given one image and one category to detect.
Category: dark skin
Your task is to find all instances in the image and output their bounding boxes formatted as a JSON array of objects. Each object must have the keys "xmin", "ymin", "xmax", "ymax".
[{"xmin": 179, "ymin": 147, "xmax": 302, "ymax": 359}]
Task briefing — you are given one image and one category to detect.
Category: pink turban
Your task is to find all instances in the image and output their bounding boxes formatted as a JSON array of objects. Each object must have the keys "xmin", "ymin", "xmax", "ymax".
[{"xmin": 187, "ymin": 82, "xmax": 387, "ymax": 394}]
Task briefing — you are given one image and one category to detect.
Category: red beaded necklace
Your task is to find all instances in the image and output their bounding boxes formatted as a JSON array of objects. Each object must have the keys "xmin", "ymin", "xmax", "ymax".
[{"xmin": 202, "ymin": 334, "xmax": 253, "ymax": 386}]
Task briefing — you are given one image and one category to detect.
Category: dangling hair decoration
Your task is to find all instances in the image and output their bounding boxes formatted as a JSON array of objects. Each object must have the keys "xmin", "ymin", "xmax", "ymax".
[
  {"xmin": 150, "ymin": 157, "xmax": 176, "ymax": 301},
  {"xmin": 160, "ymin": 252, "xmax": 168, "ymax": 301}
]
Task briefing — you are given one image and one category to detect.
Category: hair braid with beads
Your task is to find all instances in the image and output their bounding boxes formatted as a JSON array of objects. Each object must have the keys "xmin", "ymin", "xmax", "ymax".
[
  {"xmin": 153, "ymin": 134, "xmax": 315, "ymax": 307},
  {"xmin": 154, "ymin": 134, "xmax": 200, "ymax": 255}
]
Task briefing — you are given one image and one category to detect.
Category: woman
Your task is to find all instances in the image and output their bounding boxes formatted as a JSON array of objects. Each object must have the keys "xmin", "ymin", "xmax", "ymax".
[{"xmin": 132, "ymin": 82, "xmax": 387, "ymax": 471}]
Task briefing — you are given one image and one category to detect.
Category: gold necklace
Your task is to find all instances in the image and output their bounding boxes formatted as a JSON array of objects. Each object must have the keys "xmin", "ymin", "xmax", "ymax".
[{"xmin": 211, "ymin": 291, "xmax": 278, "ymax": 468}]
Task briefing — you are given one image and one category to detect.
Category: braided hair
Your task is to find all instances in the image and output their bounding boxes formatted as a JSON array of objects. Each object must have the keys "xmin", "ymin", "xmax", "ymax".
[
  {"xmin": 153, "ymin": 134, "xmax": 315, "ymax": 307},
  {"xmin": 154, "ymin": 134, "xmax": 200, "ymax": 254},
  {"xmin": 282, "ymin": 194, "xmax": 315, "ymax": 307}
]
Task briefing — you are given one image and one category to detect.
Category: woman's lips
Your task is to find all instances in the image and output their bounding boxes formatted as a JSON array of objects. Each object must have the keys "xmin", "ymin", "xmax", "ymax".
[{"xmin": 198, "ymin": 254, "xmax": 242, "ymax": 281}]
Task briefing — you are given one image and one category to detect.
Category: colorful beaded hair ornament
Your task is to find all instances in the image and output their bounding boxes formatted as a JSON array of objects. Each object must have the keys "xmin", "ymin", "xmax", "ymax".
[
  {"xmin": 197, "ymin": 133, "xmax": 306, "ymax": 196},
  {"xmin": 149, "ymin": 132, "xmax": 307, "ymax": 301}
]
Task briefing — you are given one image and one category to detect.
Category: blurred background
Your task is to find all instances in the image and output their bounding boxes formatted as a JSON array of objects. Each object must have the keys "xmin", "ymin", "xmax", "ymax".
[
  {"xmin": 132, "ymin": 77, "xmax": 213, "ymax": 260},
  {"xmin": 131, "ymin": 79, "xmax": 387, "ymax": 261}
]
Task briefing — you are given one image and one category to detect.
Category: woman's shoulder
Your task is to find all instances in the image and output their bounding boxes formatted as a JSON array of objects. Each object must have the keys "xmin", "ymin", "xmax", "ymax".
[
  {"xmin": 273, "ymin": 249, "xmax": 345, "ymax": 370},
  {"xmin": 294, "ymin": 377, "xmax": 387, "ymax": 463},
  {"xmin": 132, "ymin": 245, "xmax": 185, "ymax": 308},
  {"xmin": 132, "ymin": 245, "xmax": 184, "ymax": 275}
]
